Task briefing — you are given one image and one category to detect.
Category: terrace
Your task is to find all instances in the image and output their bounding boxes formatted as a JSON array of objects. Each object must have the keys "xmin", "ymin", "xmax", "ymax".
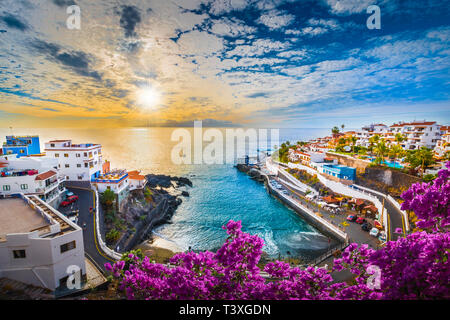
[{"xmin": 91, "ymin": 169, "xmax": 128, "ymax": 183}]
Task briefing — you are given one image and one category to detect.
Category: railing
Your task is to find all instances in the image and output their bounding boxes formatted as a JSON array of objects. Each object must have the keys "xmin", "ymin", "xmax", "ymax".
[
  {"xmin": 93, "ymin": 189, "xmax": 122, "ymax": 261},
  {"xmin": 309, "ymin": 241, "xmax": 349, "ymax": 267}
]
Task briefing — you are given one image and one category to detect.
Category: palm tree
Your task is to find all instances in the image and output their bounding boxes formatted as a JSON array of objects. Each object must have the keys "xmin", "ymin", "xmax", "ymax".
[
  {"xmin": 341, "ymin": 124, "xmax": 345, "ymax": 132},
  {"xmin": 368, "ymin": 134, "xmax": 380, "ymax": 155},
  {"xmin": 394, "ymin": 133, "xmax": 405, "ymax": 145},
  {"xmin": 331, "ymin": 126, "xmax": 340, "ymax": 136},
  {"xmin": 388, "ymin": 144, "xmax": 404, "ymax": 162},
  {"xmin": 350, "ymin": 135, "xmax": 358, "ymax": 153},
  {"xmin": 374, "ymin": 139, "xmax": 388, "ymax": 164},
  {"xmin": 405, "ymin": 147, "xmax": 435, "ymax": 178}
]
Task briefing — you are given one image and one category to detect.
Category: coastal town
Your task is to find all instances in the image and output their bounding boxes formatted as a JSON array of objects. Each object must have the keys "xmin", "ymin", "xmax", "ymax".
[{"xmin": 0, "ymin": 119, "xmax": 448, "ymax": 298}]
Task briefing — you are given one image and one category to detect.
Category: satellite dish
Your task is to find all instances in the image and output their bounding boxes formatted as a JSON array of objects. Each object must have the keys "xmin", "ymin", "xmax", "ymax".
[{"xmin": 344, "ymin": 146, "xmax": 351, "ymax": 152}]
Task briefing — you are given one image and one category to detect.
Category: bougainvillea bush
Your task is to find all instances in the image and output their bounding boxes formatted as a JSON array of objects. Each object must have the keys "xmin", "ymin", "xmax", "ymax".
[{"xmin": 105, "ymin": 164, "xmax": 450, "ymax": 300}]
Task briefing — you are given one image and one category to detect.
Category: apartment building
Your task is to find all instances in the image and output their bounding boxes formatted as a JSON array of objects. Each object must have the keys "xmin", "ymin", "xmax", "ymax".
[
  {"xmin": 0, "ymin": 194, "xmax": 86, "ymax": 291},
  {"xmin": 127, "ymin": 170, "xmax": 147, "ymax": 191},
  {"xmin": 0, "ymin": 154, "xmax": 66, "ymax": 208},
  {"xmin": 355, "ymin": 121, "xmax": 442, "ymax": 150},
  {"xmin": 355, "ymin": 124, "xmax": 389, "ymax": 147},
  {"xmin": 434, "ymin": 126, "xmax": 450, "ymax": 158},
  {"xmin": 44, "ymin": 140, "xmax": 103, "ymax": 181},
  {"xmin": 2, "ymin": 135, "xmax": 41, "ymax": 158},
  {"xmin": 387, "ymin": 121, "xmax": 441, "ymax": 150},
  {"xmin": 91, "ymin": 169, "xmax": 129, "ymax": 206}
]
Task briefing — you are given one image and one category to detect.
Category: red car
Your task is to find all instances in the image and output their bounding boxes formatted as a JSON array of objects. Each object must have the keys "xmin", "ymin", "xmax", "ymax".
[
  {"xmin": 356, "ymin": 217, "xmax": 366, "ymax": 224},
  {"xmin": 60, "ymin": 195, "xmax": 79, "ymax": 207},
  {"xmin": 346, "ymin": 215, "xmax": 357, "ymax": 222}
]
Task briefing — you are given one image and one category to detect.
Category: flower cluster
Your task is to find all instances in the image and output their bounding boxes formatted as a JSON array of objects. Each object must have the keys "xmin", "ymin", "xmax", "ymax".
[
  {"xmin": 401, "ymin": 161, "xmax": 450, "ymax": 231},
  {"xmin": 104, "ymin": 165, "xmax": 450, "ymax": 300}
]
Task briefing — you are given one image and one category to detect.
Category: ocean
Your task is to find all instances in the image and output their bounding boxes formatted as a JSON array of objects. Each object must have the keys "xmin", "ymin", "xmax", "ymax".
[{"xmin": 0, "ymin": 127, "xmax": 334, "ymax": 260}]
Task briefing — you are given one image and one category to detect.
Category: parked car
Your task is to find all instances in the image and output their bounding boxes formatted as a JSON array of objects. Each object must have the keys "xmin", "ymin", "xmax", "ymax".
[
  {"xmin": 60, "ymin": 195, "xmax": 79, "ymax": 207},
  {"xmin": 346, "ymin": 215, "xmax": 357, "ymax": 222},
  {"xmin": 378, "ymin": 231, "xmax": 387, "ymax": 242},
  {"xmin": 361, "ymin": 222, "xmax": 372, "ymax": 232},
  {"xmin": 370, "ymin": 227, "xmax": 380, "ymax": 237},
  {"xmin": 356, "ymin": 217, "xmax": 366, "ymax": 224}
]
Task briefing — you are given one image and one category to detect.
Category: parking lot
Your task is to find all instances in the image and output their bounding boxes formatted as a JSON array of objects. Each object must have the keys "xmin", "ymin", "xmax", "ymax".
[{"xmin": 270, "ymin": 178, "xmax": 381, "ymax": 249}]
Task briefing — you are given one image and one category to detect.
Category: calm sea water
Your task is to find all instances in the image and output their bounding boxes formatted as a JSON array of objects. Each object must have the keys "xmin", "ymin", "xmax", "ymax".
[{"xmin": 0, "ymin": 127, "xmax": 333, "ymax": 259}]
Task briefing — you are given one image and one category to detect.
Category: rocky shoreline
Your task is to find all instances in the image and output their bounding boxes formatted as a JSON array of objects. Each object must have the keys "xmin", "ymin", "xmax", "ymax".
[{"xmin": 104, "ymin": 174, "xmax": 192, "ymax": 254}]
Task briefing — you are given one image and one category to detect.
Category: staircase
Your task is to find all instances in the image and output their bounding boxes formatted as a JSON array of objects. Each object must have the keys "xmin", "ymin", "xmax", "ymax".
[{"xmin": 0, "ymin": 277, "xmax": 54, "ymax": 300}]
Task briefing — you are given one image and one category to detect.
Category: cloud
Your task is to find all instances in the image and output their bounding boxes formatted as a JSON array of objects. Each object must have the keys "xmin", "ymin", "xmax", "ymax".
[
  {"xmin": 31, "ymin": 40, "xmax": 102, "ymax": 80},
  {"xmin": 208, "ymin": 0, "xmax": 249, "ymax": 15},
  {"xmin": 52, "ymin": 0, "xmax": 77, "ymax": 7},
  {"xmin": 257, "ymin": 9, "xmax": 295, "ymax": 30},
  {"xmin": 118, "ymin": 5, "xmax": 141, "ymax": 38},
  {"xmin": 324, "ymin": 0, "xmax": 374, "ymax": 15},
  {"xmin": 176, "ymin": 30, "xmax": 224, "ymax": 56},
  {"xmin": 0, "ymin": 13, "xmax": 28, "ymax": 31},
  {"xmin": 209, "ymin": 17, "xmax": 257, "ymax": 37}
]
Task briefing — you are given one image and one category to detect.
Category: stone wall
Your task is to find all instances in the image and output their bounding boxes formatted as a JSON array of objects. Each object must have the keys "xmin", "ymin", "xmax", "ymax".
[
  {"xmin": 356, "ymin": 166, "xmax": 421, "ymax": 197},
  {"xmin": 325, "ymin": 152, "xmax": 370, "ymax": 174}
]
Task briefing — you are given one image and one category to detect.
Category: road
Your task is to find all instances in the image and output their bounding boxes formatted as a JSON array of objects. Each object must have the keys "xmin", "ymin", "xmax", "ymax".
[
  {"xmin": 274, "ymin": 177, "xmax": 380, "ymax": 249},
  {"xmin": 354, "ymin": 189, "xmax": 405, "ymax": 241},
  {"xmin": 59, "ymin": 187, "xmax": 116, "ymax": 272}
]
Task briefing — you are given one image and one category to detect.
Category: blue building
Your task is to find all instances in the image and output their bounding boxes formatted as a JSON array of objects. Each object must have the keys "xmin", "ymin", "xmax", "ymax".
[
  {"xmin": 321, "ymin": 164, "xmax": 356, "ymax": 181},
  {"xmin": 2, "ymin": 135, "xmax": 41, "ymax": 157}
]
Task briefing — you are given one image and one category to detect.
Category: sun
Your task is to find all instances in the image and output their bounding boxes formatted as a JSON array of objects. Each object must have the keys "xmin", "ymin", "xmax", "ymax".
[{"xmin": 136, "ymin": 86, "xmax": 161, "ymax": 110}]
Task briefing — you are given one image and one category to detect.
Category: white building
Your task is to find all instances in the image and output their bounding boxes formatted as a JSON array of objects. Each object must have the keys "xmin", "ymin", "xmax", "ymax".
[
  {"xmin": 355, "ymin": 121, "xmax": 442, "ymax": 151},
  {"xmin": 44, "ymin": 140, "xmax": 103, "ymax": 181},
  {"xmin": 127, "ymin": 170, "xmax": 147, "ymax": 191},
  {"xmin": 434, "ymin": 126, "xmax": 450, "ymax": 158},
  {"xmin": 0, "ymin": 194, "xmax": 86, "ymax": 291},
  {"xmin": 387, "ymin": 121, "xmax": 441, "ymax": 150},
  {"xmin": 355, "ymin": 124, "xmax": 389, "ymax": 147},
  {"xmin": 91, "ymin": 169, "xmax": 130, "ymax": 206},
  {"xmin": 0, "ymin": 154, "xmax": 67, "ymax": 208}
]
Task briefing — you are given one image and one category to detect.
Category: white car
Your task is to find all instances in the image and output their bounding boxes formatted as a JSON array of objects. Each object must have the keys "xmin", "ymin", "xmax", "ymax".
[{"xmin": 369, "ymin": 227, "xmax": 379, "ymax": 237}]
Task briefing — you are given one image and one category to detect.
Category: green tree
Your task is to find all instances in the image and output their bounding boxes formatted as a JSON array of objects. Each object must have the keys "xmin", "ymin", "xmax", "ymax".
[
  {"xmin": 394, "ymin": 133, "xmax": 405, "ymax": 145},
  {"xmin": 341, "ymin": 124, "xmax": 345, "ymax": 132},
  {"xmin": 373, "ymin": 139, "xmax": 388, "ymax": 164},
  {"xmin": 331, "ymin": 126, "xmax": 340, "ymax": 136},
  {"xmin": 405, "ymin": 147, "xmax": 435, "ymax": 177},
  {"xmin": 368, "ymin": 134, "xmax": 380, "ymax": 155},
  {"xmin": 350, "ymin": 135, "xmax": 358, "ymax": 153},
  {"xmin": 388, "ymin": 144, "xmax": 405, "ymax": 162},
  {"xmin": 101, "ymin": 189, "xmax": 116, "ymax": 208},
  {"xmin": 106, "ymin": 229, "xmax": 121, "ymax": 243}
]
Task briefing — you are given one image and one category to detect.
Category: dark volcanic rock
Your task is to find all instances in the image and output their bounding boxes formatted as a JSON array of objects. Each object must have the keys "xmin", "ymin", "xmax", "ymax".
[
  {"xmin": 145, "ymin": 174, "xmax": 193, "ymax": 188},
  {"xmin": 181, "ymin": 191, "xmax": 190, "ymax": 197}
]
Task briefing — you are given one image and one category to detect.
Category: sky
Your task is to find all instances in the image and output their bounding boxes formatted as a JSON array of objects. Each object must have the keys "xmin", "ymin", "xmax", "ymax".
[{"xmin": 0, "ymin": 0, "xmax": 449, "ymax": 128}]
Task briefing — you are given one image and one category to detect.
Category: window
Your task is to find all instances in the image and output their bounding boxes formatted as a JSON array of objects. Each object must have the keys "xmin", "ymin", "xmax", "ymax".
[
  {"xmin": 2, "ymin": 185, "xmax": 10, "ymax": 191},
  {"xmin": 50, "ymin": 143, "xmax": 55, "ymax": 147},
  {"xmin": 77, "ymin": 164, "xmax": 81, "ymax": 168},
  {"xmin": 64, "ymin": 153, "xmax": 69, "ymax": 158},
  {"xmin": 60, "ymin": 240, "xmax": 76, "ymax": 253},
  {"xmin": 13, "ymin": 250, "xmax": 26, "ymax": 259},
  {"xmin": 20, "ymin": 149, "xmax": 24, "ymax": 154},
  {"xmin": 20, "ymin": 184, "xmax": 28, "ymax": 190},
  {"xmin": 55, "ymin": 153, "xmax": 59, "ymax": 157},
  {"xmin": 84, "ymin": 152, "xmax": 87, "ymax": 157},
  {"xmin": 76, "ymin": 153, "xmax": 80, "ymax": 157},
  {"xmin": 78, "ymin": 175, "xmax": 83, "ymax": 180},
  {"xmin": 65, "ymin": 164, "xmax": 70, "ymax": 168},
  {"xmin": 84, "ymin": 163, "xmax": 88, "ymax": 168}
]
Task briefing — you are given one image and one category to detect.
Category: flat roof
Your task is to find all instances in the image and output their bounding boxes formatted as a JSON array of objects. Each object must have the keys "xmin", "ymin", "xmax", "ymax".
[{"xmin": 0, "ymin": 198, "xmax": 49, "ymax": 236}]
